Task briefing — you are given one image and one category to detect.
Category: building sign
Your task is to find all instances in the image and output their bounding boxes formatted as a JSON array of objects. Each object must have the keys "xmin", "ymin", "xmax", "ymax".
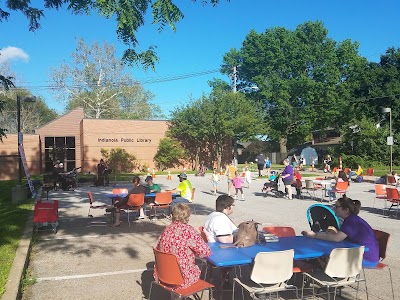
[{"xmin": 97, "ymin": 137, "xmax": 152, "ymax": 143}]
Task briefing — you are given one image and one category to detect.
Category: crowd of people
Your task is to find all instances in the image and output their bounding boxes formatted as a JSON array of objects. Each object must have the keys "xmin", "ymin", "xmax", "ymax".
[{"xmin": 86, "ymin": 156, "xmax": 383, "ymax": 293}]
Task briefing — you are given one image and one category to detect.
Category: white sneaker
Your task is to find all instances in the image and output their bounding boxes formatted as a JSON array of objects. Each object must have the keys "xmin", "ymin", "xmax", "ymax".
[{"xmin": 234, "ymin": 195, "xmax": 238, "ymax": 200}]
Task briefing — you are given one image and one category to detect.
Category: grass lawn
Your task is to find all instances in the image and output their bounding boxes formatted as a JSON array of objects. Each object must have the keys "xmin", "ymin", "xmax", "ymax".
[{"xmin": 0, "ymin": 180, "xmax": 33, "ymax": 297}]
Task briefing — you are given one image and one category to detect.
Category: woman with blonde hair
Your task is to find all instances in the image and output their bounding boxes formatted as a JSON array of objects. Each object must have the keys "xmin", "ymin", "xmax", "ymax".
[{"xmin": 154, "ymin": 204, "xmax": 211, "ymax": 288}]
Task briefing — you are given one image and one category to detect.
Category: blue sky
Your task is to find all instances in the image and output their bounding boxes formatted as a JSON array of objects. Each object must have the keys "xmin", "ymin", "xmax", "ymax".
[{"xmin": 1, "ymin": 0, "xmax": 399, "ymax": 117}]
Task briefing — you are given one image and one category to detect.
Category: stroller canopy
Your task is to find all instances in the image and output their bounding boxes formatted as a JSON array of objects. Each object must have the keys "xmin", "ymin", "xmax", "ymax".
[{"xmin": 306, "ymin": 204, "xmax": 340, "ymax": 233}]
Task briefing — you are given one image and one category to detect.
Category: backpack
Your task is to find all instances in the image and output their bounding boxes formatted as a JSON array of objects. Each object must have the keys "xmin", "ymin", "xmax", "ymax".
[
  {"xmin": 355, "ymin": 176, "xmax": 363, "ymax": 183},
  {"xmin": 219, "ymin": 221, "xmax": 260, "ymax": 248}
]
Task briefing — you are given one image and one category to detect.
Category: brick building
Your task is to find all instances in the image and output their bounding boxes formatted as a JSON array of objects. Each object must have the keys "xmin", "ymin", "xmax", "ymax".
[{"xmin": 0, "ymin": 108, "xmax": 169, "ymax": 180}]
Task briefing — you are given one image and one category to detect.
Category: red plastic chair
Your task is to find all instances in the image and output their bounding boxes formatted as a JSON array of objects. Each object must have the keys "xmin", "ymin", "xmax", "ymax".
[
  {"xmin": 387, "ymin": 175, "xmax": 397, "ymax": 186},
  {"xmin": 366, "ymin": 168, "xmax": 374, "ymax": 176},
  {"xmin": 149, "ymin": 192, "xmax": 172, "ymax": 219},
  {"xmin": 87, "ymin": 192, "xmax": 109, "ymax": 217},
  {"xmin": 149, "ymin": 248, "xmax": 214, "ymax": 299},
  {"xmin": 363, "ymin": 230, "xmax": 394, "ymax": 300},
  {"xmin": 331, "ymin": 181, "xmax": 349, "ymax": 198},
  {"xmin": 343, "ymin": 168, "xmax": 350, "ymax": 175},
  {"xmin": 385, "ymin": 188, "xmax": 400, "ymax": 217},
  {"xmin": 262, "ymin": 226, "xmax": 313, "ymax": 273},
  {"xmin": 198, "ymin": 226, "xmax": 209, "ymax": 243}
]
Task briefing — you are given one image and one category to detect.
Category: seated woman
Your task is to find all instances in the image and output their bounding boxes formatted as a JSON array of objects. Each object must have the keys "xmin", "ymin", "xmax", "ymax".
[
  {"xmin": 349, "ymin": 164, "xmax": 363, "ymax": 181},
  {"xmin": 113, "ymin": 176, "xmax": 149, "ymax": 226},
  {"xmin": 154, "ymin": 204, "xmax": 211, "ymax": 288},
  {"xmin": 326, "ymin": 170, "xmax": 348, "ymax": 202},
  {"xmin": 302, "ymin": 196, "xmax": 379, "ymax": 267}
]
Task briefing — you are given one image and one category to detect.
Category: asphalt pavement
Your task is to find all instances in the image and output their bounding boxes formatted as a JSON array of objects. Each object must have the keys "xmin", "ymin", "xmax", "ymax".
[{"xmin": 20, "ymin": 170, "xmax": 400, "ymax": 300}]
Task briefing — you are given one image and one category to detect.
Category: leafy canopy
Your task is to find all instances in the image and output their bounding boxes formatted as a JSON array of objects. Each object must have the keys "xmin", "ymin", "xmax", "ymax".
[{"xmin": 1, "ymin": 0, "xmax": 227, "ymax": 69}]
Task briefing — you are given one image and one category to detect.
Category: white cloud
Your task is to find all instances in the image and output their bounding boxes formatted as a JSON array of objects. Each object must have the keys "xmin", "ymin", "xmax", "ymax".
[{"xmin": 0, "ymin": 46, "xmax": 29, "ymax": 63}]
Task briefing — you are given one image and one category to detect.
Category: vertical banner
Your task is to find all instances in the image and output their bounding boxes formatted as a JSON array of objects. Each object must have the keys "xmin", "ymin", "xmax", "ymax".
[{"xmin": 18, "ymin": 144, "xmax": 36, "ymax": 198}]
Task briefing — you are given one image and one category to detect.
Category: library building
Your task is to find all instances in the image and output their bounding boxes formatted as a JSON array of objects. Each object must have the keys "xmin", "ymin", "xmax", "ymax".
[{"xmin": 0, "ymin": 108, "xmax": 168, "ymax": 180}]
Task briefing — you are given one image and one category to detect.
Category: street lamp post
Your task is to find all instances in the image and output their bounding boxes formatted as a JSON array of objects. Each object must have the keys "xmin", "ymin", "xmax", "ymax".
[
  {"xmin": 382, "ymin": 107, "xmax": 393, "ymax": 173},
  {"xmin": 17, "ymin": 95, "xmax": 36, "ymax": 185}
]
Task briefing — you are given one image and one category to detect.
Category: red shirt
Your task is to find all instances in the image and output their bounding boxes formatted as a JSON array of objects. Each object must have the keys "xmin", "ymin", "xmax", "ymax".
[{"xmin": 154, "ymin": 221, "xmax": 211, "ymax": 288}]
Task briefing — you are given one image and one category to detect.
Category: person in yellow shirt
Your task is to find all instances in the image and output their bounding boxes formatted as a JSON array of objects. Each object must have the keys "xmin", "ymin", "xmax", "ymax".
[
  {"xmin": 349, "ymin": 164, "xmax": 363, "ymax": 180},
  {"xmin": 224, "ymin": 161, "xmax": 237, "ymax": 196},
  {"xmin": 168, "ymin": 173, "xmax": 193, "ymax": 205}
]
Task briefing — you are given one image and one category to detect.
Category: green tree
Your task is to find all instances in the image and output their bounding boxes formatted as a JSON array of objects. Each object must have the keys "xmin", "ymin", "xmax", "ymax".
[
  {"xmin": 169, "ymin": 80, "xmax": 266, "ymax": 169},
  {"xmin": 223, "ymin": 21, "xmax": 365, "ymax": 153},
  {"xmin": 0, "ymin": 90, "xmax": 57, "ymax": 134},
  {"xmin": 52, "ymin": 38, "xmax": 162, "ymax": 119},
  {"xmin": 100, "ymin": 148, "xmax": 138, "ymax": 173},
  {"xmin": 153, "ymin": 137, "xmax": 186, "ymax": 170},
  {"xmin": 1, "ymin": 0, "xmax": 226, "ymax": 69}
]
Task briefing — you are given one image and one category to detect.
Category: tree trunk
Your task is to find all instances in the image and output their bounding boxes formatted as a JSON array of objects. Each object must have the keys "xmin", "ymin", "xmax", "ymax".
[{"xmin": 279, "ymin": 136, "xmax": 288, "ymax": 154}]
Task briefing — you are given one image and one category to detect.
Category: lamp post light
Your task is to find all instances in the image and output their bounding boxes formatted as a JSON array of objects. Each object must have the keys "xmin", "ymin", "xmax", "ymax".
[
  {"xmin": 17, "ymin": 94, "xmax": 36, "ymax": 185},
  {"xmin": 382, "ymin": 107, "xmax": 393, "ymax": 173}
]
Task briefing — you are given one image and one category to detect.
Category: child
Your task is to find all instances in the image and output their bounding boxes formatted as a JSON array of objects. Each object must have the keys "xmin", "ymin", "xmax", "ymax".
[
  {"xmin": 210, "ymin": 168, "xmax": 220, "ymax": 195},
  {"xmin": 244, "ymin": 167, "xmax": 252, "ymax": 188},
  {"xmin": 232, "ymin": 171, "xmax": 245, "ymax": 201},
  {"xmin": 292, "ymin": 168, "xmax": 303, "ymax": 199}
]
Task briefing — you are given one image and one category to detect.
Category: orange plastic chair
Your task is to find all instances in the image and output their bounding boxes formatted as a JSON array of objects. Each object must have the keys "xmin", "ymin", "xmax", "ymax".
[
  {"xmin": 149, "ymin": 192, "xmax": 172, "ymax": 219},
  {"xmin": 385, "ymin": 188, "xmax": 400, "ymax": 217},
  {"xmin": 112, "ymin": 188, "xmax": 128, "ymax": 194},
  {"xmin": 363, "ymin": 230, "xmax": 394, "ymax": 300},
  {"xmin": 87, "ymin": 192, "xmax": 109, "ymax": 217},
  {"xmin": 262, "ymin": 226, "xmax": 313, "ymax": 273},
  {"xmin": 367, "ymin": 168, "xmax": 374, "ymax": 176},
  {"xmin": 374, "ymin": 184, "xmax": 387, "ymax": 210},
  {"xmin": 149, "ymin": 248, "xmax": 214, "ymax": 300},
  {"xmin": 331, "ymin": 181, "xmax": 349, "ymax": 197},
  {"xmin": 344, "ymin": 168, "xmax": 350, "ymax": 175},
  {"xmin": 125, "ymin": 193, "xmax": 145, "ymax": 225}
]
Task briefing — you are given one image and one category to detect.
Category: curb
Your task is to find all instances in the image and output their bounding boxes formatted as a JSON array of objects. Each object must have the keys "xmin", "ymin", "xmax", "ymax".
[
  {"xmin": 2, "ymin": 212, "xmax": 34, "ymax": 300},
  {"xmin": 1, "ymin": 188, "xmax": 42, "ymax": 300}
]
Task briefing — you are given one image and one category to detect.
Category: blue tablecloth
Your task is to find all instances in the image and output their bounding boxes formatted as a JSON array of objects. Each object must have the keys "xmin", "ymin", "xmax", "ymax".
[{"xmin": 207, "ymin": 236, "xmax": 366, "ymax": 267}]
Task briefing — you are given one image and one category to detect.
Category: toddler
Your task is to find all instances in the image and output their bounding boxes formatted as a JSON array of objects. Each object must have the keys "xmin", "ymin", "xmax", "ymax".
[
  {"xmin": 210, "ymin": 169, "xmax": 220, "ymax": 195},
  {"xmin": 232, "ymin": 171, "xmax": 245, "ymax": 200}
]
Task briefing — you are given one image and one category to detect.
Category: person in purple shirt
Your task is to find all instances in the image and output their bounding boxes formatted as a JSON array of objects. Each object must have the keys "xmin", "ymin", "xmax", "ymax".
[
  {"xmin": 281, "ymin": 158, "xmax": 294, "ymax": 199},
  {"xmin": 302, "ymin": 195, "xmax": 379, "ymax": 267}
]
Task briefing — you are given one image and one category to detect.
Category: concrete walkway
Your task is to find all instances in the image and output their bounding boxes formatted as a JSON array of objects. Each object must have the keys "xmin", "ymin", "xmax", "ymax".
[{"xmin": 19, "ymin": 171, "xmax": 399, "ymax": 299}]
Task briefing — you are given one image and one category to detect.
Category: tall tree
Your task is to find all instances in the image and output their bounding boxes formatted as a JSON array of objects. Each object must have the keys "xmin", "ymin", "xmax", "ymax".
[
  {"xmin": 51, "ymin": 38, "xmax": 162, "ymax": 119},
  {"xmin": 1, "ymin": 0, "xmax": 226, "ymax": 69},
  {"xmin": 0, "ymin": 90, "xmax": 58, "ymax": 134},
  {"xmin": 169, "ymin": 80, "xmax": 266, "ymax": 169},
  {"xmin": 223, "ymin": 21, "xmax": 365, "ymax": 153}
]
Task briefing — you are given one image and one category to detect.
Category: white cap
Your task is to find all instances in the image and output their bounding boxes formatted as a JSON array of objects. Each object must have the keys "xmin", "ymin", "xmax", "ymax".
[{"xmin": 59, "ymin": 163, "xmax": 64, "ymax": 168}]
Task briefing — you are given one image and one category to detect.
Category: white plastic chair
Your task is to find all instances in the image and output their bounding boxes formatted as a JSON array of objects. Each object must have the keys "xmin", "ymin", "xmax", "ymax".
[
  {"xmin": 301, "ymin": 246, "xmax": 365, "ymax": 300},
  {"xmin": 232, "ymin": 249, "xmax": 298, "ymax": 299}
]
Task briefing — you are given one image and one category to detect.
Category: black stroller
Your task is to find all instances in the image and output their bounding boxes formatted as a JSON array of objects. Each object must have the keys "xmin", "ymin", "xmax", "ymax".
[
  {"xmin": 306, "ymin": 204, "xmax": 341, "ymax": 233},
  {"xmin": 262, "ymin": 173, "xmax": 284, "ymax": 197}
]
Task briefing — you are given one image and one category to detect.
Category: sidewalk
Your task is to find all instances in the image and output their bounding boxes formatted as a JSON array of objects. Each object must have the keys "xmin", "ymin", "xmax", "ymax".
[{"xmin": 12, "ymin": 173, "xmax": 399, "ymax": 299}]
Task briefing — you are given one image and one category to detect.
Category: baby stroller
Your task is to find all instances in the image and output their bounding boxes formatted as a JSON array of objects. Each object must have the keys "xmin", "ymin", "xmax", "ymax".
[
  {"xmin": 306, "ymin": 204, "xmax": 340, "ymax": 233},
  {"xmin": 59, "ymin": 167, "xmax": 81, "ymax": 191},
  {"xmin": 262, "ymin": 172, "xmax": 284, "ymax": 197}
]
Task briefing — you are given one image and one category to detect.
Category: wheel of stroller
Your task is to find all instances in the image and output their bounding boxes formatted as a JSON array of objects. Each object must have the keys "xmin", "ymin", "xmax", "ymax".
[{"xmin": 53, "ymin": 227, "xmax": 58, "ymax": 234}]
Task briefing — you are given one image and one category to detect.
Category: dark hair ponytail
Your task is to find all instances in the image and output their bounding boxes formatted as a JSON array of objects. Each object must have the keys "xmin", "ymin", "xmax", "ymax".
[{"xmin": 337, "ymin": 195, "xmax": 361, "ymax": 215}]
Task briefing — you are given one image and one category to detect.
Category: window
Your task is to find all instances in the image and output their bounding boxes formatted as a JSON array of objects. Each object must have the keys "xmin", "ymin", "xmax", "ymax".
[{"xmin": 44, "ymin": 137, "xmax": 76, "ymax": 172}]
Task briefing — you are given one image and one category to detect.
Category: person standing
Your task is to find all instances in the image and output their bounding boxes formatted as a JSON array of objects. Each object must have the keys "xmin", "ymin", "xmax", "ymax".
[
  {"xmin": 265, "ymin": 157, "xmax": 271, "ymax": 176},
  {"xmin": 232, "ymin": 171, "xmax": 245, "ymax": 200},
  {"xmin": 225, "ymin": 161, "xmax": 237, "ymax": 196},
  {"xmin": 255, "ymin": 153, "xmax": 266, "ymax": 177},
  {"xmin": 291, "ymin": 154, "xmax": 298, "ymax": 168},
  {"xmin": 154, "ymin": 204, "xmax": 211, "ymax": 289},
  {"xmin": 281, "ymin": 158, "xmax": 294, "ymax": 200},
  {"xmin": 210, "ymin": 168, "xmax": 220, "ymax": 195},
  {"xmin": 244, "ymin": 167, "xmax": 252, "ymax": 188},
  {"xmin": 204, "ymin": 195, "xmax": 237, "ymax": 243},
  {"xmin": 97, "ymin": 159, "xmax": 109, "ymax": 186}
]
